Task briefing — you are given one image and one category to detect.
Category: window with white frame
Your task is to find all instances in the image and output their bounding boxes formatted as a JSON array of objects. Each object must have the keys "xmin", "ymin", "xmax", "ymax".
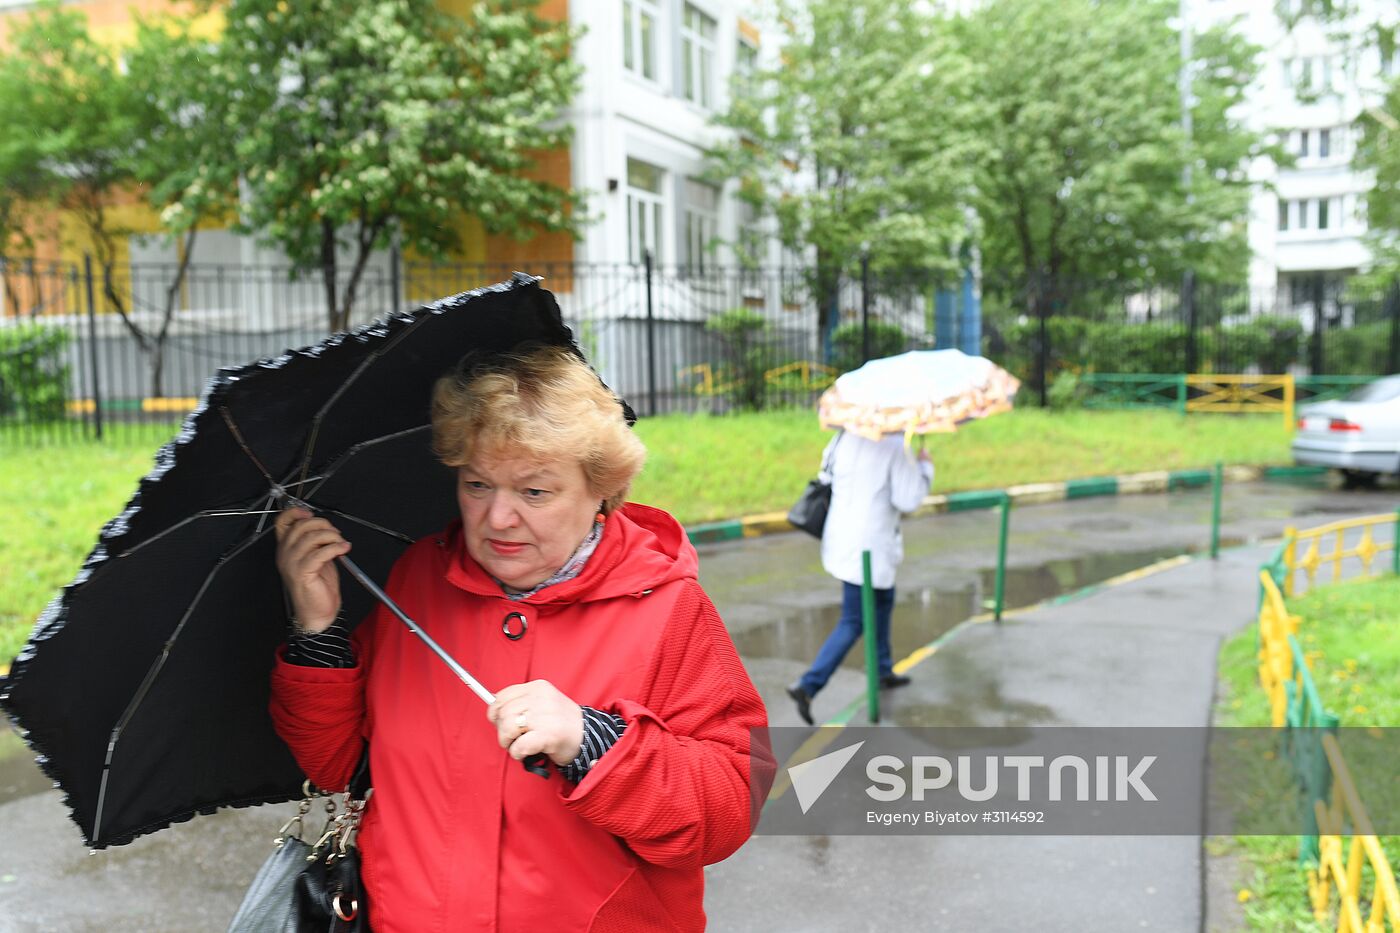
[
  {"xmin": 681, "ymin": 3, "xmax": 717, "ymax": 108},
  {"xmin": 623, "ymin": 0, "xmax": 660, "ymax": 82},
  {"xmin": 1317, "ymin": 197, "xmax": 1330, "ymax": 230},
  {"xmin": 626, "ymin": 158, "xmax": 665, "ymax": 264},
  {"xmin": 1278, "ymin": 199, "xmax": 1290, "ymax": 232},
  {"xmin": 1319, "ymin": 127, "xmax": 1331, "ymax": 158},
  {"xmin": 683, "ymin": 178, "xmax": 720, "ymax": 270},
  {"xmin": 1296, "ymin": 129, "xmax": 1310, "ymax": 157}
]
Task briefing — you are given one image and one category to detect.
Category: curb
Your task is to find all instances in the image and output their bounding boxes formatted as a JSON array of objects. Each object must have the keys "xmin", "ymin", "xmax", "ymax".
[{"xmin": 684, "ymin": 464, "xmax": 1326, "ymax": 545}]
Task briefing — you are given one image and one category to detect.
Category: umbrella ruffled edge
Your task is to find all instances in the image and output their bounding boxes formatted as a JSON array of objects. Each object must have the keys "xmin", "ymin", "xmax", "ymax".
[{"xmin": 0, "ymin": 272, "xmax": 552, "ymax": 849}]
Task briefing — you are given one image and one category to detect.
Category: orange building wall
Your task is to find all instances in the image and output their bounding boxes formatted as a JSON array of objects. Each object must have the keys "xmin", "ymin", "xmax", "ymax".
[{"xmin": 1, "ymin": 0, "xmax": 576, "ymax": 280}]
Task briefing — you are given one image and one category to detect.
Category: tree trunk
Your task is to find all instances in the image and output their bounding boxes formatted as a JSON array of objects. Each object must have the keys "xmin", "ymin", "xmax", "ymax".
[
  {"xmin": 149, "ymin": 228, "xmax": 199, "ymax": 399},
  {"xmin": 321, "ymin": 218, "xmax": 341, "ymax": 332},
  {"xmin": 336, "ymin": 217, "xmax": 386, "ymax": 331}
]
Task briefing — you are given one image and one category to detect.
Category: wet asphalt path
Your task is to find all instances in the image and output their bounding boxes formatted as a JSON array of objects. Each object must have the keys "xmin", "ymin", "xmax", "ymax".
[{"xmin": 1, "ymin": 477, "xmax": 1396, "ymax": 931}]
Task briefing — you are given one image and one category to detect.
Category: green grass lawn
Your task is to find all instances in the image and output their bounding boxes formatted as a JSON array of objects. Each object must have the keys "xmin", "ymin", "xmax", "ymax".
[
  {"xmin": 0, "ymin": 408, "xmax": 1290, "ymax": 666},
  {"xmin": 1214, "ymin": 575, "xmax": 1400, "ymax": 931}
]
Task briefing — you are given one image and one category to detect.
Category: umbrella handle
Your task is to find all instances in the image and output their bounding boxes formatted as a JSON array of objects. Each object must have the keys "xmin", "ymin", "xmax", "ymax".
[{"xmin": 336, "ymin": 555, "xmax": 551, "ymax": 779}]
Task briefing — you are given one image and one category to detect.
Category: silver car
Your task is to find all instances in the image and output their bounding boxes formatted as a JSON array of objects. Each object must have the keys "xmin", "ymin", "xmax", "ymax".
[{"xmin": 1292, "ymin": 374, "xmax": 1400, "ymax": 486}]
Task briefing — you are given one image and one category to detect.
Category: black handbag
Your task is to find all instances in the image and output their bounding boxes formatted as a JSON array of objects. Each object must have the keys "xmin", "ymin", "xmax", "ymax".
[
  {"xmin": 229, "ymin": 749, "xmax": 372, "ymax": 933},
  {"xmin": 788, "ymin": 434, "xmax": 840, "ymax": 538}
]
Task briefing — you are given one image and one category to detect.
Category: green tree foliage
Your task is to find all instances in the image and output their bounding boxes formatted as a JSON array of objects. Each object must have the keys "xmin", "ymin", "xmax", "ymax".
[
  {"xmin": 121, "ymin": 16, "xmax": 240, "ymax": 396},
  {"xmin": 1355, "ymin": 79, "xmax": 1400, "ymax": 282},
  {"xmin": 0, "ymin": 1, "xmax": 139, "ymax": 273},
  {"xmin": 708, "ymin": 0, "xmax": 980, "ymax": 336},
  {"xmin": 206, "ymin": 0, "xmax": 584, "ymax": 330},
  {"xmin": 959, "ymin": 0, "xmax": 1267, "ymax": 296}
]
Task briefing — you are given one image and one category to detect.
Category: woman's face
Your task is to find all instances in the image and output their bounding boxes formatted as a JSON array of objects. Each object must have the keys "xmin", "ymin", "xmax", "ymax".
[{"xmin": 456, "ymin": 451, "xmax": 601, "ymax": 591}]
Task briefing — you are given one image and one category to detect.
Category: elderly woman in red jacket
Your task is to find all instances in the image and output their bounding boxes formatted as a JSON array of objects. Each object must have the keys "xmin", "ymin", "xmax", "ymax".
[{"xmin": 270, "ymin": 346, "xmax": 771, "ymax": 932}]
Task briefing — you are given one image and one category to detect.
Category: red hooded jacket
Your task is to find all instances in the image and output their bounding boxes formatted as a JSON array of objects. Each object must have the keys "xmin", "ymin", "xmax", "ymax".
[{"xmin": 269, "ymin": 503, "xmax": 772, "ymax": 932}]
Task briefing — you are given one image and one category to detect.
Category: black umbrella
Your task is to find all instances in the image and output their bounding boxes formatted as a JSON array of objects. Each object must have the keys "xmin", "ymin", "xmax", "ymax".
[{"xmin": 0, "ymin": 273, "xmax": 619, "ymax": 849}]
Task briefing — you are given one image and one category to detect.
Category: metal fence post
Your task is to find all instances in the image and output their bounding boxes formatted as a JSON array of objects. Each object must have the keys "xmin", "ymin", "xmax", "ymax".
[
  {"xmin": 1388, "ymin": 279, "xmax": 1400, "ymax": 375},
  {"xmin": 1310, "ymin": 274, "xmax": 1326, "ymax": 375},
  {"xmin": 83, "ymin": 254, "xmax": 103, "ymax": 441},
  {"xmin": 862, "ymin": 550, "xmax": 879, "ymax": 724},
  {"xmin": 1392, "ymin": 508, "xmax": 1400, "ymax": 576},
  {"xmin": 389, "ymin": 241, "xmax": 402, "ymax": 315},
  {"xmin": 1210, "ymin": 461, "xmax": 1222, "ymax": 559},
  {"xmin": 861, "ymin": 253, "xmax": 871, "ymax": 365},
  {"xmin": 994, "ymin": 493, "xmax": 1011, "ymax": 621},
  {"xmin": 1183, "ymin": 269, "xmax": 1197, "ymax": 375},
  {"xmin": 644, "ymin": 250, "xmax": 657, "ymax": 417}
]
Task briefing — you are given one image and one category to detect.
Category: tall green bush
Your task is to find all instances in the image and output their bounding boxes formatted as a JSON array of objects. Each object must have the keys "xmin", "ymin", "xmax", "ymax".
[
  {"xmin": 988, "ymin": 317, "xmax": 1311, "ymax": 381},
  {"xmin": 830, "ymin": 320, "xmax": 911, "ymax": 373},
  {"xmin": 705, "ymin": 308, "xmax": 783, "ymax": 411},
  {"xmin": 0, "ymin": 324, "xmax": 70, "ymax": 422}
]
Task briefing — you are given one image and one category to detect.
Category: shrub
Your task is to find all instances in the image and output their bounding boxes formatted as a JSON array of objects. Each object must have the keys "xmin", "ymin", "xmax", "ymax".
[
  {"xmin": 705, "ymin": 308, "xmax": 782, "ymax": 411},
  {"xmin": 0, "ymin": 323, "xmax": 70, "ymax": 422},
  {"xmin": 830, "ymin": 320, "xmax": 911, "ymax": 373}
]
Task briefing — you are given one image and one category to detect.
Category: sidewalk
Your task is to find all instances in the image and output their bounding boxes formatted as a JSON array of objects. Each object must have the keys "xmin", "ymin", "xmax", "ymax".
[{"xmin": 704, "ymin": 543, "xmax": 1279, "ymax": 932}]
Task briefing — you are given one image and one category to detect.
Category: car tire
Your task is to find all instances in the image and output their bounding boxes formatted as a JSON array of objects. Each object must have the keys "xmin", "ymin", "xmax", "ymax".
[{"xmin": 1341, "ymin": 469, "xmax": 1380, "ymax": 490}]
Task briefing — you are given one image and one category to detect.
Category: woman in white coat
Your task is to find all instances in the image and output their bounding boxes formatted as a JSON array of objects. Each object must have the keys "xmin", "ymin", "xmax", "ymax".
[{"xmin": 787, "ymin": 430, "xmax": 933, "ymax": 725}]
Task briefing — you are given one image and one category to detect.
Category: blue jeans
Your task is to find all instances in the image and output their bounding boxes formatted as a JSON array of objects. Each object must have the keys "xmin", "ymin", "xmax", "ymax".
[{"xmin": 798, "ymin": 582, "xmax": 895, "ymax": 697}]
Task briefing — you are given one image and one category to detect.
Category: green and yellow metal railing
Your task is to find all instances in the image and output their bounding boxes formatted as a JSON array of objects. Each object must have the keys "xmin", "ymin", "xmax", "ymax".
[
  {"xmin": 1078, "ymin": 373, "xmax": 1382, "ymax": 428},
  {"xmin": 1281, "ymin": 511, "xmax": 1400, "ymax": 598},
  {"xmin": 1253, "ymin": 515, "xmax": 1400, "ymax": 931}
]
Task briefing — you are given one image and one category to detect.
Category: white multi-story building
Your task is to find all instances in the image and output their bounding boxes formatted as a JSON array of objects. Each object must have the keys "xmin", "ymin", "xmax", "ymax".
[
  {"xmin": 1187, "ymin": 0, "xmax": 1399, "ymax": 301},
  {"xmin": 569, "ymin": 0, "xmax": 773, "ymax": 270}
]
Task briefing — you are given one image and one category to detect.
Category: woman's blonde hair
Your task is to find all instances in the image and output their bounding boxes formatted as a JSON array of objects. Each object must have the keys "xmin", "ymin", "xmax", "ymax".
[{"xmin": 431, "ymin": 346, "xmax": 646, "ymax": 514}]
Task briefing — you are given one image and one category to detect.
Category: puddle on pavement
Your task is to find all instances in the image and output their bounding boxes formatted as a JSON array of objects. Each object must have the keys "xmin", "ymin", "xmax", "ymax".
[
  {"xmin": 733, "ymin": 543, "xmax": 1230, "ymax": 668},
  {"xmin": 0, "ymin": 721, "xmax": 51, "ymax": 806}
]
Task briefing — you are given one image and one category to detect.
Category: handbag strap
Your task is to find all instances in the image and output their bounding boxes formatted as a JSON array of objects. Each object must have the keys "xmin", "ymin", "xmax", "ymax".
[
  {"xmin": 819, "ymin": 430, "xmax": 841, "ymax": 480},
  {"xmin": 348, "ymin": 743, "xmax": 372, "ymax": 800}
]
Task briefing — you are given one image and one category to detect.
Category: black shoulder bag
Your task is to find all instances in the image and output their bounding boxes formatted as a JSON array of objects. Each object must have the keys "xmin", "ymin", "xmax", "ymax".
[
  {"xmin": 228, "ymin": 747, "xmax": 372, "ymax": 933},
  {"xmin": 787, "ymin": 433, "xmax": 841, "ymax": 538}
]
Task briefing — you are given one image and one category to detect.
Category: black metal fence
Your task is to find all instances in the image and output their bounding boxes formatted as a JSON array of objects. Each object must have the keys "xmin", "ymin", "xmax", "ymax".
[{"xmin": 1, "ymin": 255, "xmax": 1397, "ymax": 444}]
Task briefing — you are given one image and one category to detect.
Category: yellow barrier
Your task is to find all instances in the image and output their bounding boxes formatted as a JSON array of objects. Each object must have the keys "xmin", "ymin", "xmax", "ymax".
[
  {"xmin": 1283, "ymin": 514, "xmax": 1397, "ymax": 598},
  {"xmin": 1253, "ymin": 528, "xmax": 1400, "ymax": 932},
  {"xmin": 142, "ymin": 397, "xmax": 197, "ymax": 413},
  {"xmin": 679, "ymin": 361, "xmax": 837, "ymax": 397},
  {"xmin": 64, "ymin": 397, "xmax": 198, "ymax": 415},
  {"xmin": 676, "ymin": 363, "xmax": 730, "ymax": 397},
  {"xmin": 1256, "ymin": 570, "xmax": 1301, "ymax": 729},
  {"xmin": 1187, "ymin": 373, "xmax": 1295, "ymax": 428},
  {"xmin": 1309, "ymin": 732, "xmax": 1400, "ymax": 931},
  {"xmin": 763, "ymin": 360, "xmax": 837, "ymax": 391}
]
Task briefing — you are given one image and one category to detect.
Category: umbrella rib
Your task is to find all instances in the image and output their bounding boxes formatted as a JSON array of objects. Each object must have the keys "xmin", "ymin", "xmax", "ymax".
[
  {"xmin": 219, "ymin": 406, "xmax": 278, "ymax": 487},
  {"xmin": 294, "ymin": 424, "xmax": 434, "ymax": 501},
  {"xmin": 317, "ymin": 508, "xmax": 417, "ymax": 545},
  {"xmin": 104, "ymin": 508, "xmax": 278, "ymax": 565},
  {"xmin": 296, "ymin": 313, "xmax": 437, "ymax": 496},
  {"xmin": 91, "ymin": 525, "xmax": 275, "ymax": 845}
]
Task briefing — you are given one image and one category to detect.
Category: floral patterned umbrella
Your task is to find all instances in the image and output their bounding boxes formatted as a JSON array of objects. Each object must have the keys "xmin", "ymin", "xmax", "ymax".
[{"xmin": 818, "ymin": 349, "xmax": 1020, "ymax": 441}]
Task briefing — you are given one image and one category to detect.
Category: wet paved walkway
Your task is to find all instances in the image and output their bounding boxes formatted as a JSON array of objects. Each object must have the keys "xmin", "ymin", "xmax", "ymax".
[
  {"xmin": 704, "ymin": 535, "xmax": 1387, "ymax": 932},
  {"xmin": 705, "ymin": 545, "xmax": 1272, "ymax": 931},
  {"xmin": 1, "ymin": 479, "xmax": 1396, "ymax": 930}
]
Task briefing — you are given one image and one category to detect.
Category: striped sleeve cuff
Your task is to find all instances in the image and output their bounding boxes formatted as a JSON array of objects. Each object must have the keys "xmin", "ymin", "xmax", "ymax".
[
  {"xmin": 284, "ymin": 620, "xmax": 355, "ymax": 669},
  {"xmin": 559, "ymin": 706, "xmax": 627, "ymax": 783}
]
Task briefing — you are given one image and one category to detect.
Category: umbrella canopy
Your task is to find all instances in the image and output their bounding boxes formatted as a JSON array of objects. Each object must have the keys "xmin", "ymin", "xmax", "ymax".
[
  {"xmin": 818, "ymin": 349, "xmax": 1020, "ymax": 441},
  {"xmin": 0, "ymin": 273, "xmax": 610, "ymax": 849}
]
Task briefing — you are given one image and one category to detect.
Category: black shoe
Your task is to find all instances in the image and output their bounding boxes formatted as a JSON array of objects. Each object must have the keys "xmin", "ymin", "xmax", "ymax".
[
  {"xmin": 786, "ymin": 683, "xmax": 815, "ymax": 725},
  {"xmin": 880, "ymin": 674, "xmax": 912, "ymax": 689}
]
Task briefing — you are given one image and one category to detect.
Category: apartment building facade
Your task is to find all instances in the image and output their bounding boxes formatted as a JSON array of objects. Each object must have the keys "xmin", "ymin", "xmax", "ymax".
[{"xmin": 1187, "ymin": 0, "xmax": 1398, "ymax": 301}]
